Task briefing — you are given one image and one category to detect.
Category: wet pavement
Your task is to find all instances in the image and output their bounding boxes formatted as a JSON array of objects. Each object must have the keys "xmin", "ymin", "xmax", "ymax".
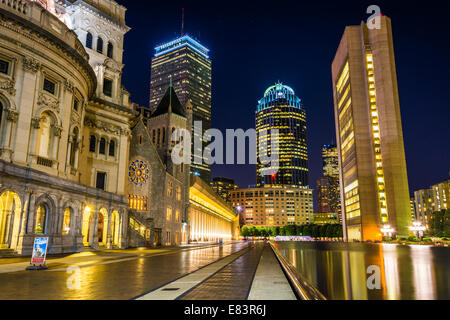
[
  {"xmin": 0, "ymin": 242, "xmax": 251, "ymax": 300},
  {"xmin": 180, "ymin": 242, "xmax": 265, "ymax": 300}
]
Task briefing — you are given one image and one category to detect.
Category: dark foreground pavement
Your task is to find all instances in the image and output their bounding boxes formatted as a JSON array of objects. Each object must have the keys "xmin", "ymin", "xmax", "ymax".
[{"xmin": 0, "ymin": 242, "xmax": 253, "ymax": 300}]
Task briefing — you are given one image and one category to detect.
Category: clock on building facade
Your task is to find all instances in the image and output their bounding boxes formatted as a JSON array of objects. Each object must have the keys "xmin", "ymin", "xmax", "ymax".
[{"xmin": 129, "ymin": 160, "xmax": 150, "ymax": 186}]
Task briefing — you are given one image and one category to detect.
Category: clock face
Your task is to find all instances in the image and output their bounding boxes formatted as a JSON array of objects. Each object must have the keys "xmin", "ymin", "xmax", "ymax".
[{"xmin": 129, "ymin": 160, "xmax": 150, "ymax": 186}]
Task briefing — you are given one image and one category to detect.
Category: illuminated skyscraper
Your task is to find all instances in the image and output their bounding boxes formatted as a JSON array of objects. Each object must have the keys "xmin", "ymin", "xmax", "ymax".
[
  {"xmin": 316, "ymin": 144, "xmax": 341, "ymax": 222},
  {"xmin": 322, "ymin": 145, "xmax": 339, "ymax": 178},
  {"xmin": 256, "ymin": 83, "xmax": 308, "ymax": 187},
  {"xmin": 332, "ymin": 16, "xmax": 411, "ymax": 241},
  {"xmin": 210, "ymin": 177, "xmax": 239, "ymax": 203},
  {"xmin": 149, "ymin": 35, "xmax": 212, "ymax": 181}
]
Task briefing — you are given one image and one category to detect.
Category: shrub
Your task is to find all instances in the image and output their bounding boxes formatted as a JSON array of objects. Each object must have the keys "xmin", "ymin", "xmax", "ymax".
[{"xmin": 408, "ymin": 236, "xmax": 417, "ymax": 242}]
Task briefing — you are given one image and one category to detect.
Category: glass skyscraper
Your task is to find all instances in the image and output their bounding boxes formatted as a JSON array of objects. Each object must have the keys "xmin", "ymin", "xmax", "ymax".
[
  {"xmin": 149, "ymin": 35, "xmax": 212, "ymax": 181},
  {"xmin": 256, "ymin": 83, "xmax": 308, "ymax": 187}
]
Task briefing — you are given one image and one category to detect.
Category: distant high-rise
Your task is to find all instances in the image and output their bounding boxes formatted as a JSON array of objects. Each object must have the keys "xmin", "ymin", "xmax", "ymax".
[
  {"xmin": 322, "ymin": 145, "xmax": 339, "ymax": 178},
  {"xmin": 332, "ymin": 16, "xmax": 411, "ymax": 241},
  {"xmin": 210, "ymin": 177, "xmax": 239, "ymax": 203},
  {"xmin": 316, "ymin": 144, "xmax": 341, "ymax": 221},
  {"xmin": 317, "ymin": 175, "xmax": 341, "ymax": 216},
  {"xmin": 150, "ymin": 35, "xmax": 212, "ymax": 181},
  {"xmin": 256, "ymin": 83, "xmax": 308, "ymax": 187}
]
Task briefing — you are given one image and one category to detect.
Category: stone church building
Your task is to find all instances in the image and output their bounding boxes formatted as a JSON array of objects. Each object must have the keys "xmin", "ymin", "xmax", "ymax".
[
  {"xmin": 127, "ymin": 86, "xmax": 192, "ymax": 247},
  {"xmin": 0, "ymin": 0, "xmax": 238, "ymax": 256}
]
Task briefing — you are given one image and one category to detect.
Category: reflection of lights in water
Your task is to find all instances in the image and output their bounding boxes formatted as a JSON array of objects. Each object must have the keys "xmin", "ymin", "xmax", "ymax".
[
  {"xmin": 411, "ymin": 246, "xmax": 436, "ymax": 300},
  {"xmin": 349, "ymin": 251, "xmax": 368, "ymax": 300},
  {"xmin": 290, "ymin": 249, "xmax": 297, "ymax": 267},
  {"xmin": 382, "ymin": 244, "xmax": 400, "ymax": 300}
]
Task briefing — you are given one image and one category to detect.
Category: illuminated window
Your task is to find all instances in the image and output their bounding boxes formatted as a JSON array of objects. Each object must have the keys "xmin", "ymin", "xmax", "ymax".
[
  {"xmin": 166, "ymin": 207, "xmax": 173, "ymax": 221},
  {"xmin": 128, "ymin": 195, "xmax": 148, "ymax": 211},
  {"xmin": 63, "ymin": 208, "xmax": 72, "ymax": 235},
  {"xmin": 35, "ymin": 205, "xmax": 47, "ymax": 234},
  {"xmin": 176, "ymin": 186, "xmax": 182, "ymax": 201},
  {"xmin": 167, "ymin": 182, "xmax": 173, "ymax": 197}
]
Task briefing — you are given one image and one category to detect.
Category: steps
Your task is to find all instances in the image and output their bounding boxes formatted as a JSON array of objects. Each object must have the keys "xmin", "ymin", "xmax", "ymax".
[{"xmin": 0, "ymin": 249, "xmax": 19, "ymax": 258}]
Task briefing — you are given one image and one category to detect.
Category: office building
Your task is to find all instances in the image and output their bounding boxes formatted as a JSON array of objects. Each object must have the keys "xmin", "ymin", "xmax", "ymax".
[
  {"xmin": 210, "ymin": 177, "xmax": 239, "ymax": 203},
  {"xmin": 149, "ymin": 35, "xmax": 212, "ymax": 181},
  {"xmin": 256, "ymin": 83, "xmax": 308, "ymax": 187},
  {"xmin": 230, "ymin": 186, "xmax": 314, "ymax": 227},
  {"xmin": 332, "ymin": 16, "xmax": 411, "ymax": 241},
  {"xmin": 322, "ymin": 144, "xmax": 339, "ymax": 178}
]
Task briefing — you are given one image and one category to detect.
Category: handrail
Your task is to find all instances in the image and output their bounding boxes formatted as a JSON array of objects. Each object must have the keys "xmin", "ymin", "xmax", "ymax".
[{"xmin": 269, "ymin": 241, "xmax": 327, "ymax": 300}]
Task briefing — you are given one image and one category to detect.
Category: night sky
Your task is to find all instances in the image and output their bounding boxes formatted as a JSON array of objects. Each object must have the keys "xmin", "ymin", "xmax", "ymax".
[{"xmin": 115, "ymin": 0, "xmax": 450, "ymax": 201}]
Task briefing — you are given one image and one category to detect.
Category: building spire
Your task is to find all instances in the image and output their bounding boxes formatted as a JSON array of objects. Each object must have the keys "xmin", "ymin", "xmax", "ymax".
[{"xmin": 181, "ymin": 8, "xmax": 185, "ymax": 36}]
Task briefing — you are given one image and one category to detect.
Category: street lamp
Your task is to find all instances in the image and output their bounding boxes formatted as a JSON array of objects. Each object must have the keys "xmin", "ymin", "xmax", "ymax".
[
  {"xmin": 380, "ymin": 224, "xmax": 395, "ymax": 240},
  {"xmin": 409, "ymin": 221, "xmax": 426, "ymax": 241}
]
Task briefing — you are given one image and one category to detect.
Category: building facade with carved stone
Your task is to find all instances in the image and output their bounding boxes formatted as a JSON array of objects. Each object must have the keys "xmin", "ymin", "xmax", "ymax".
[{"xmin": 0, "ymin": 0, "xmax": 135, "ymax": 255}]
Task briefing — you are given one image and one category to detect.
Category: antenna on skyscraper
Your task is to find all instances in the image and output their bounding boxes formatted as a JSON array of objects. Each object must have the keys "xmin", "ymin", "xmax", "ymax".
[{"xmin": 181, "ymin": 8, "xmax": 185, "ymax": 36}]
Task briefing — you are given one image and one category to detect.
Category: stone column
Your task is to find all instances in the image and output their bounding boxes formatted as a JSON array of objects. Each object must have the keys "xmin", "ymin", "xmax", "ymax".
[
  {"xmin": 16, "ymin": 56, "xmax": 40, "ymax": 165},
  {"xmin": 106, "ymin": 210, "xmax": 112, "ymax": 249}
]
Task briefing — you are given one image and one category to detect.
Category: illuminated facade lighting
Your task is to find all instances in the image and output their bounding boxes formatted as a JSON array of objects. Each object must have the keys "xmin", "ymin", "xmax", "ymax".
[
  {"xmin": 332, "ymin": 16, "xmax": 412, "ymax": 242},
  {"xmin": 150, "ymin": 34, "xmax": 212, "ymax": 182},
  {"xmin": 256, "ymin": 82, "xmax": 308, "ymax": 187}
]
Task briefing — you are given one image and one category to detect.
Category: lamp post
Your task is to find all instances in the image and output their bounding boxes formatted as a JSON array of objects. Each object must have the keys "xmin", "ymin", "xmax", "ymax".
[
  {"xmin": 380, "ymin": 224, "xmax": 395, "ymax": 241},
  {"xmin": 409, "ymin": 221, "xmax": 426, "ymax": 242}
]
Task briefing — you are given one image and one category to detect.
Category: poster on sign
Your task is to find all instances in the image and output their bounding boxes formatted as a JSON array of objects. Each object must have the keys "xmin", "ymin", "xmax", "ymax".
[{"xmin": 31, "ymin": 237, "xmax": 49, "ymax": 265}]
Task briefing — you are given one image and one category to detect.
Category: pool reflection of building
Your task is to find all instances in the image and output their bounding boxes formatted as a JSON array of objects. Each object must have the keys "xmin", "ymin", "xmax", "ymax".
[{"xmin": 275, "ymin": 242, "xmax": 444, "ymax": 300}]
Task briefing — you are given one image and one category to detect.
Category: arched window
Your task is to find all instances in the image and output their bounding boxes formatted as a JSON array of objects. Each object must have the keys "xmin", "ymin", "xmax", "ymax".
[
  {"xmin": 37, "ymin": 112, "xmax": 56, "ymax": 159},
  {"xmin": 35, "ymin": 204, "xmax": 47, "ymax": 234},
  {"xmin": 62, "ymin": 208, "xmax": 72, "ymax": 235},
  {"xmin": 97, "ymin": 37, "xmax": 104, "ymax": 54},
  {"xmin": 109, "ymin": 140, "xmax": 116, "ymax": 157},
  {"xmin": 99, "ymin": 138, "xmax": 106, "ymax": 155},
  {"xmin": 107, "ymin": 42, "xmax": 114, "ymax": 58},
  {"xmin": 70, "ymin": 127, "xmax": 79, "ymax": 167},
  {"xmin": 89, "ymin": 135, "xmax": 96, "ymax": 153},
  {"xmin": 86, "ymin": 32, "xmax": 93, "ymax": 49}
]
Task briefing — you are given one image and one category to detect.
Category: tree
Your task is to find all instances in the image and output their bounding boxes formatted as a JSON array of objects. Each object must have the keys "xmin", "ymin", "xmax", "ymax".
[
  {"xmin": 312, "ymin": 225, "xmax": 321, "ymax": 238},
  {"xmin": 241, "ymin": 225, "xmax": 249, "ymax": 238},
  {"xmin": 297, "ymin": 224, "xmax": 304, "ymax": 236},
  {"xmin": 272, "ymin": 226, "xmax": 281, "ymax": 236},
  {"xmin": 285, "ymin": 224, "xmax": 297, "ymax": 236},
  {"xmin": 280, "ymin": 226, "xmax": 286, "ymax": 236},
  {"xmin": 429, "ymin": 210, "xmax": 448, "ymax": 237},
  {"xmin": 303, "ymin": 224, "xmax": 313, "ymax": 237}
]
